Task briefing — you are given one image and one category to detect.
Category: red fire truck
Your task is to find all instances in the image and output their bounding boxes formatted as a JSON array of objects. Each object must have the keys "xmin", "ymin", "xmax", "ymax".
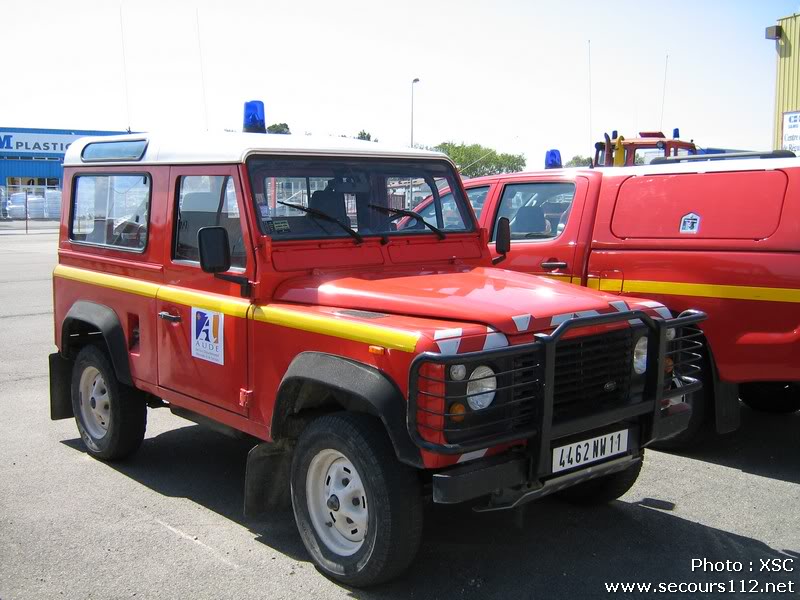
[
  {"xmin": 452, "ymin": 152, "xmax": 800, "ymax": 446},
  {"xmin": 49, "ymin": 132, "xmax": 704, "ymax": 585}
]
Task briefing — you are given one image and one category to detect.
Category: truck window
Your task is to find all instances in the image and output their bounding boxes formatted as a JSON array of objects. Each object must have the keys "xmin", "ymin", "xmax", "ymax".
[
  {"xmin": 70, "ymin": 174, "xmax": 151, "ymax": 251},
  {"xmin": 174, "ymin": 175, "xmax": 246, "ymax": 268},
  {"xmin": 465, "ymin": 186, "xmax": 490, "ymax": 219},
  {"xmin": 398, "ymin": 191, "xmax": 467, "ymax": 230},
  {"xmin": 492, "ymin": 182, "xmax": 575, "ymax": 241},
  {"xmin": 246, "ymin": 157, "xmax": 472, "ymax": 241}
]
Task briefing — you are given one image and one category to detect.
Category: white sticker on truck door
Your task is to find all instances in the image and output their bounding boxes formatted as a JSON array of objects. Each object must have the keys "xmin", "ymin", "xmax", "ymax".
[
  {"xmin": 679, "ymin": 212, "xmax": 701, "ymax": 234},
  {"xmin": 191, "ymin": 307, "xmax": 224, "ymax": 365}
]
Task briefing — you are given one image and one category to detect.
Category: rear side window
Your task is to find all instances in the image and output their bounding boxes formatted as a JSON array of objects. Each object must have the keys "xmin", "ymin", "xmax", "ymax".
[
  {"xmin": 174, "ymin": 175, "xmax": 246, "ymax": 268},
  {"xmin": 70, "ymin": 174, "xmax": 151, "ymax": 251},
  {"xmin": 466, "ymin": 186, "xmax": 490, "ymax": 219}
]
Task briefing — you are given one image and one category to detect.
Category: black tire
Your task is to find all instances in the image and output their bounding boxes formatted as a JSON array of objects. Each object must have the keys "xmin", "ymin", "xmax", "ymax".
[
  {"xmin": 740, "ymin": 382, "xmax": 800, "ymax": 414},
  {"xmin": 290, "ymin": 413, "xmax": 423, "ymax": 587},
  {"xmin": 557, "ymin": 452, "xmax": 644, "ymax": 505},
  {"xmin": 71, "ymin": 344, "xmax": 146, "ymax": 461}
]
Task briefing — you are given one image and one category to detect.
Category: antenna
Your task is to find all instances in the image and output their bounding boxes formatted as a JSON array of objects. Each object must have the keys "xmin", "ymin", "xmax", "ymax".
[
  {"xmin": 660, "ymin": 54, "xmax": 669, "ymax": 131},
  {"xmin": 588, "ymin": 39, "xmax": 593, "ymax": 149},
  {"xmin": 195, "ymin": 8, "xmax": 209, "ymax": 131},
  {"xmin": 119, "ymin": 7, "xmax": 131, "ymax": 131}
]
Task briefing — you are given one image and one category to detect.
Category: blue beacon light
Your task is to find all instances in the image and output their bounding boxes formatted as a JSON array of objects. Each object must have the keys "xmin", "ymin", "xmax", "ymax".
[
  {"xmin": 545, "ymin": 149, "xmax": 562, "ymax": 169},
  {"xmin": 243, "ymin": 100, "xmax": 266, "ymax": 134}
]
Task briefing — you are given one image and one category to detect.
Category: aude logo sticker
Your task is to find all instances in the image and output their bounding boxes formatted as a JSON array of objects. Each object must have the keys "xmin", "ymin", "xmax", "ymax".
[
  {"xmin": 192, "ymin": 308, "xmax": 224, "ymax": 365},
  {"xmin": 679, "ymin": 212, "xmax": 700, "ymax": 234}
]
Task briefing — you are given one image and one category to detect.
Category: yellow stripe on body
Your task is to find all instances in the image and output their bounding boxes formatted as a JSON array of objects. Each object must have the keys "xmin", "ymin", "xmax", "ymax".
[
  {"xmin": 158, "ymin": 286, "xmax": 251, "ymax": 318},
  {"xmin": 622, "ymin": 279, "xmax": 800, "ymax": 304},
  {"xmin": 54, "ymin": 265, "xmax": 421, "ymax": 351},
  {"xmin": 54, "ymin": 264, "xmax": 159, "ymax": 298},
  {"xmin": 598, "ymin": 279, "xmax": 623, "ymax": 292},
  {"xmin": 253, "ymin": 305, "xmax": 420, "ymax": 353}
]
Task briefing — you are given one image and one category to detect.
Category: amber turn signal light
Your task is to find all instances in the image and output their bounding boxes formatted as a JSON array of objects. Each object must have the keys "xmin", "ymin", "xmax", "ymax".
[{"xmin": 449, "ymin": 402, "xmax": 466, "ymax": 423}]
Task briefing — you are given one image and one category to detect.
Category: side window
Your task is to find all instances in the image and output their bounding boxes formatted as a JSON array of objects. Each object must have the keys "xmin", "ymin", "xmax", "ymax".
[
  {"xmin": 174, "ymin": 175, "xmax": 246, "ymax": 268},
  {"xmin": 465, "ymin": 185, "xmax": 490, "ymax": 219},
  {"xmin": 70, "ymin": 174, "xmax": 151, "ymax": 251},
  {"xmin": 398, "ymin": 192, "xmax": 467, "ymax": 231},
  {"xmin": 493, "ymin": 182, "xmax": 576, "ymax": 241}
]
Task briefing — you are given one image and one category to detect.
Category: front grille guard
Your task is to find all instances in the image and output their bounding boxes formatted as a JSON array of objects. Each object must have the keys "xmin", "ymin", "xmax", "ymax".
[{"xmin": 407, "ymin": 309, "xmax": 707, "ymax": 462}]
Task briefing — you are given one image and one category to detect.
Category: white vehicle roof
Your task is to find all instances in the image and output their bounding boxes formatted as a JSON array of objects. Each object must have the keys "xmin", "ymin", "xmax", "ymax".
[
  {"xmin": 63, "ymin": 132, "xmax": 449, "ymax": 167},
  {"xmin": 583, "ymin": 155, "xmax": 800, "ymax": 176}
]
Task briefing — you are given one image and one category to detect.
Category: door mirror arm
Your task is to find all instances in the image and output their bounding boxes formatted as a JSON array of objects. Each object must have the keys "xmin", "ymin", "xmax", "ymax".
[
  {"xmin": 492, "ymin": 217, "xmax": 511, "ymax": 265},
  {"xmin": 214, "ymin": 273, "xmax": 252, "ymax": 297}
]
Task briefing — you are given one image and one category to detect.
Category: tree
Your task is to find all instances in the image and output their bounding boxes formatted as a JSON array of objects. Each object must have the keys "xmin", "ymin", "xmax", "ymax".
[
  {"xmin": 267, "ymin": 123, "xmax": 291, "ymax": 134},
  {"xmin": 435, "ymin": 142, "xmax": 525, "ymax": 179},
  {"xmin": 357, "ymin": 130, "xmax": 377, "ymax": 142},
  {"xmin": 565, "ymin": 155, "xmax": 593, "ymax": 168}
]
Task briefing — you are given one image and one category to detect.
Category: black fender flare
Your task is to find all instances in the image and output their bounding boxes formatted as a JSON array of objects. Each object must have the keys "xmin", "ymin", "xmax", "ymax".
[
  {"xmin": 272, "ymin": 352, "xmax": 422, "ymax": 468},
  {"xmin": 61, "ymin": 301, "xmax": 132, "ymax": 386}
]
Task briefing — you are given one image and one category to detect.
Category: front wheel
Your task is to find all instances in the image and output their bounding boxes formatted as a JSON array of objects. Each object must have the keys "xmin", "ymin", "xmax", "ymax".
[
  {"xmin": 71, "ymin": 345, "xmax": 147, "ymax": 461},
  {"xmin": 740, "ymin": 382, "xmax": 800, "ymax": 414},
  {"xmin": 557, "ymin": 452, "xmax": 644, "ymax": 505},
  {"xmin": 290, "ymin": 413, "xmax": 423, "ymax": 587}
]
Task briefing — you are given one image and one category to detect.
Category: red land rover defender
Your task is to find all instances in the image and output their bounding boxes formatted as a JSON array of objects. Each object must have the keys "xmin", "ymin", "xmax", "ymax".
[
  {"xmin": 451, "ymin": 152, "xmax": 800, "ymax": 446},
  {"xmin": 49, "ymin": 133, "xmax": 704, "ymax": 585}
]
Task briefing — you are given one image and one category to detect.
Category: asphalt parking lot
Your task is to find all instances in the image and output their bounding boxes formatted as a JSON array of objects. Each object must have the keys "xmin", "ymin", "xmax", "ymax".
[{"xmin": 0, "ymin": 233, "xmax": 797, "ymax": 600}]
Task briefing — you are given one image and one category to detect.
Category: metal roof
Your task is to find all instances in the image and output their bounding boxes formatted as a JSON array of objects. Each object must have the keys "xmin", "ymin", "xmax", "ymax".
[{"xmin": 63, "ymin": 132, "xmax": 448, "ymax": 166}]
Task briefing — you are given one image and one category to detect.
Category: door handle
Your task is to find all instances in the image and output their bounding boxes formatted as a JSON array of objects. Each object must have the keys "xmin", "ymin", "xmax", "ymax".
[
  {"xmin": 158, "ymin": 311, "xmax": 181, "ymax": 323},
  {"xmin": 540, "ymin": 260, "xmax": 568, "ymax": 271}
]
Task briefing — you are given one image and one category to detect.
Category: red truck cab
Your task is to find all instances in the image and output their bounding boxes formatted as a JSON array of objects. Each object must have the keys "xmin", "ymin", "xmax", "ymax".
[
  {"xmin": 49, "ymin": 133, "xmax": 704, "ymax": 585},
  {"xmin": 458, "ymin": 153, "xmax": 800, "ymax": 445}
]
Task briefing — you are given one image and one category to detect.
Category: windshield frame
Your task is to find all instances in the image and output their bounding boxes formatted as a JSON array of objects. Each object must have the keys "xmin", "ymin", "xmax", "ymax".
[{"xmin": 245, "ymin": 154, "xmax": 476, "ymax": 242}]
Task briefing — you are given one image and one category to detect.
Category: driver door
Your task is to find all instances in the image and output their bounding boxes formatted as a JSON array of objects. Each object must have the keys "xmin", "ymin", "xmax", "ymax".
[{"xmin": 486, "ymin": 176, "xmax": 588, "ymax": 284}]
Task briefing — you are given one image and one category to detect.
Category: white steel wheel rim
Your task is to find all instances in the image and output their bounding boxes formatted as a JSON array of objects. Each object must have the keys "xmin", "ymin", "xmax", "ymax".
[
  {"xmin": 306, "ymin": 449, "xmax": 368, "ymax": 556},
  {"xmin": 78, "ymin": 366, "xmax": 111, "ymax": 439}
]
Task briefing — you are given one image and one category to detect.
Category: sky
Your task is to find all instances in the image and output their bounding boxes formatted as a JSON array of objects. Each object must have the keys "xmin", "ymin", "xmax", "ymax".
[{"xmin": 2, "ymin": 0, "xmax": 797, "ymax": 169}]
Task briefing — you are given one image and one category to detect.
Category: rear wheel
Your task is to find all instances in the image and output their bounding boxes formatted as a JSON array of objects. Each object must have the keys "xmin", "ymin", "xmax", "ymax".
[
  {"xmin": 557, "ymin": 452, "xmax": 644, "ymax": 505},
  {"xmin": 740, "ymin": 382, "xmax": 800, "ymax": 414},
  {"xmin": 290, "ymin": 413, "xmax": 423, "ymax": 587},
  {"xmin": 71, "ymin": 345, "xmax": 147, "ymax": 461}
]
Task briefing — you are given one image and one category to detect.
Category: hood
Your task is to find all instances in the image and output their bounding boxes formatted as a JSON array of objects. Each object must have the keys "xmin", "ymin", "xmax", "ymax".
[{"xmin": 274, "ymin": 267, "xmax": 632, "ymax": 336}]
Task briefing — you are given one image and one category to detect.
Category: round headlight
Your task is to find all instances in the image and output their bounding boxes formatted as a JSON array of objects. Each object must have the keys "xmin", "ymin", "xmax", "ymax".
[
  {"xmin": 450, "ymin": 364, "xmax": 467, "ymax": 381},
  {"xmin": 633, "ymin": 337, "xmax": 648, "ymax": 375},
  {"xmin": 466, "ymin": 365, "xmax": 497, "ymax": 410}
]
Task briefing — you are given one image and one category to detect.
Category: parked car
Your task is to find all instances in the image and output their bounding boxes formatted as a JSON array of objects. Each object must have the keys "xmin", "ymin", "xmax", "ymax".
[
  {"xmin": 450, "ymin": 152, "xmax": 800, "ymax": 446},
  {"xmin": 50, "ymin": 133, "xmax": 704, "ymax": 586}
]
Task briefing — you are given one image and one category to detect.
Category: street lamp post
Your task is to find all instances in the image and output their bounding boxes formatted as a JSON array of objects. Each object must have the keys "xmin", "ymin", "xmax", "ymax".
[{"xmin": 410, "ymin": 78, "xmax": 420, "ymax": 147}]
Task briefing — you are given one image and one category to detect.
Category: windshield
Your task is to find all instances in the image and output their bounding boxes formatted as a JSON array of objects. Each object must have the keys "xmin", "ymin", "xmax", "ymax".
[{"xmin": 246, "ymin": 156, "xmax": 474, "ymax": 240}]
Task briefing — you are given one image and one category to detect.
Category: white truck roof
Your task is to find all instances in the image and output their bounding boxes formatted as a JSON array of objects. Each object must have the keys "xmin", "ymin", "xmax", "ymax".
[{"xmin": 63, "ymin": 131, "xmax": 449, "ymax": 167}]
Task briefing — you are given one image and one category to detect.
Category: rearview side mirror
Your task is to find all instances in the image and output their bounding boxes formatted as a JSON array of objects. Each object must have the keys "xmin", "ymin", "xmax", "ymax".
[
  {"xmin": 198, "ymin": 226, "xmax": 231, "ymax": 274},
  {"xmin": 492, "ymin": 217, "xmax": 511, "ymax": 265}
]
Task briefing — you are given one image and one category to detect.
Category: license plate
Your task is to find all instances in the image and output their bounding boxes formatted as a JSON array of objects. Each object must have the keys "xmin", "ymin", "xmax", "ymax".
[{"xmin": 552, "ymin": 429, "xmax": 629, "ymax": 474}]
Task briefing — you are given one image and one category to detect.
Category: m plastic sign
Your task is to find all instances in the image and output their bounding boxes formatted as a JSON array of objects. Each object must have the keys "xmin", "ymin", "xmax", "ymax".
[
  {"xmin": 0, "ymin": 131, "xmax": 84, "ymax": 155},
  {"xmin": 782, "ymin": 111, "xmax": 800, "ymax": 153}
]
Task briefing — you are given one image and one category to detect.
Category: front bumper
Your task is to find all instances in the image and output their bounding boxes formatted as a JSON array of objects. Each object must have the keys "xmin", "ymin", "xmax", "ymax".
[
  {"xmin": 408, "ymin": 309, "xmax": 705, "ymax": 507},
  {"xmin": 432, "ymin": 401, "xmax": 690, "ymax": 509}
]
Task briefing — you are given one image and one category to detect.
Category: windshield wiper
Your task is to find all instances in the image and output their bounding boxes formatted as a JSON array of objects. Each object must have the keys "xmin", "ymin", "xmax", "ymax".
[
  {"xmin": 367, "ymin": 204, "xmax": 445, "ymax": 240},
  {"xmin": 277, "ymin": 201, "xmax": 363, "ymax": 244}
]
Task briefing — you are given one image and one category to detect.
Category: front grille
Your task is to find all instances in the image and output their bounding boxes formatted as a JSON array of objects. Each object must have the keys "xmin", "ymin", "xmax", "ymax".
[{"xmin": 552, "ymin": 328, "xmax": 635, "ymax": 422}]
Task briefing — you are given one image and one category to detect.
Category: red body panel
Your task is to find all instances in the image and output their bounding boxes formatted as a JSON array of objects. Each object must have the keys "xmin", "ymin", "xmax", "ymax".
[{"xmin": 463, "ymin": 162, "xmax": 800, "ymax": 385}]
